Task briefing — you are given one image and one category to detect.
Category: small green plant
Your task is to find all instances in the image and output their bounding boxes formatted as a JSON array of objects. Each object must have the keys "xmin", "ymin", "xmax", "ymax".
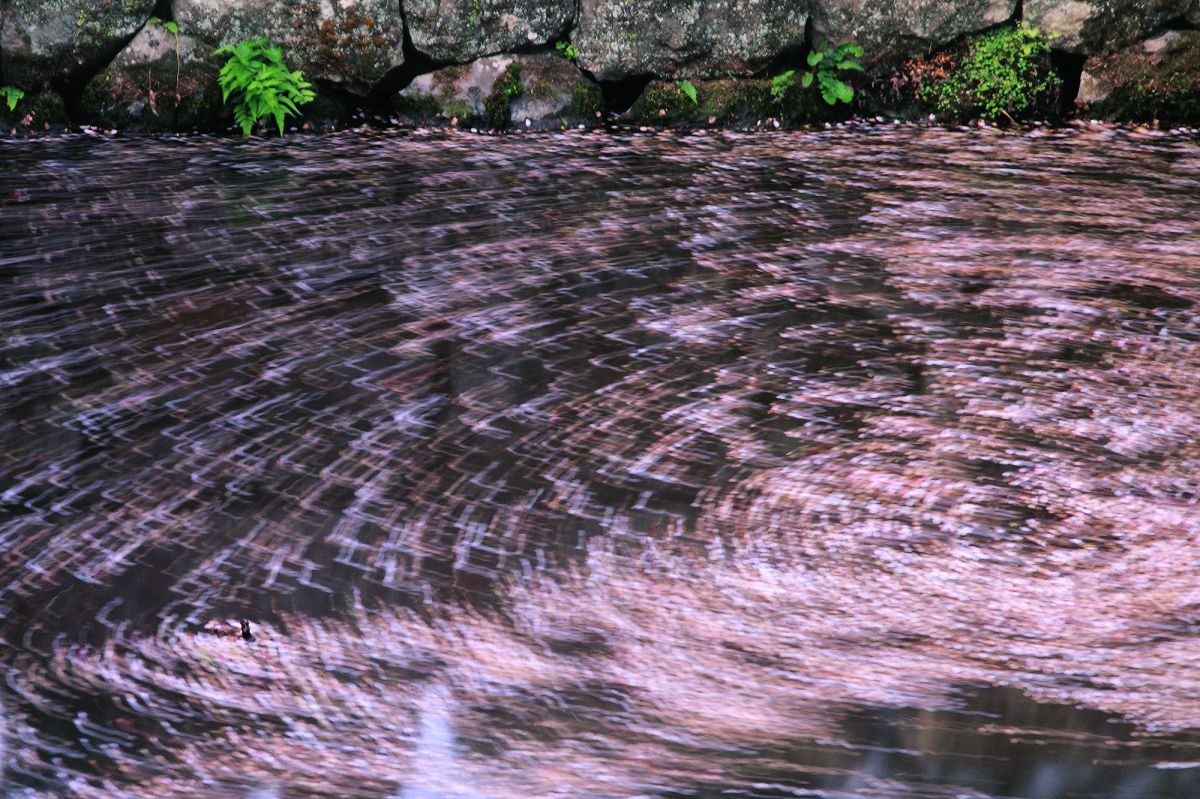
[
  {"xmin": 555, "ymin": 40, "xmax": 578, "ymax": 62},
  {"xmin": 214, "ymin": 38, "xmax": 315, "ymax": 136},
  {"xmin": 148, "ymin": 17, "xmax": 179, "ymax": 35},
  {"xmin": 770, "ymin": 70, "xmax": 795, "ymax": 103},
  {"xmin": 1, "ymin": 86, "xmax": 24, "ymax": 112},
  {"xmin": 920, "ymin": 23, "xmax": 1059, "ymax": 122},
  {"xmin": 676, "ymin": 79, "xmax": 698, "ymax": 105},
  {"xmin": 147, "ymin": 17, "xmax": 182, "ymax": 106},
  {"xmin": 804, "ymin": 42, "xmax": 864, "ymax": 105}
]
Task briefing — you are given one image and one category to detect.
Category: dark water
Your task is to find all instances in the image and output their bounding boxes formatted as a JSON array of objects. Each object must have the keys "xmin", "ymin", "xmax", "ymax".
[{"xmin": 2, "ymin": 126, "xmax": 1200, "ymax": 798}]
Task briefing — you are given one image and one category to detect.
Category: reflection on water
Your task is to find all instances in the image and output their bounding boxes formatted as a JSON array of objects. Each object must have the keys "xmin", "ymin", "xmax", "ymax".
[
  {"xmin": 1, "ymin": 126, "xmax": 1200, "ymax": 797},
  {"xmin": 399, "ymin": 686, "xmax": 479, "ymax": 799}
]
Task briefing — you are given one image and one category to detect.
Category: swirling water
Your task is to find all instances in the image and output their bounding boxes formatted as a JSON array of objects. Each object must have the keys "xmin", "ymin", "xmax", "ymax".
[{"xmin": 2, "ymin": 126, "xmax": 1200, "ymax": 798}]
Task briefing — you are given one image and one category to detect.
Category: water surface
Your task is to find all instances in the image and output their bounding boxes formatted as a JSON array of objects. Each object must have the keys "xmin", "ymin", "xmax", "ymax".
[{"xmin": 2, "ymin": 126, "xmax": 1200, "ymax": 798}]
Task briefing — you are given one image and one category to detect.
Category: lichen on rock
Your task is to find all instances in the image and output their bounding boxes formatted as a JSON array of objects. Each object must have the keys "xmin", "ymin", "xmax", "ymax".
[
  {"xmin": 404, "ymin": 0, "xmax": 575, "ymax": 64},
  {"xmin": 398, "ymin": 53, "xmax": 601, "ymax": 130},
  {"xmin": 80, "ymin": 23, "xmax": 222, "ymax": 132},
  {"xmin": 172, "ymin": 0, "xmax": 404, "ymax": 94},
  {"xmin": 1077, "ymin": 30, "xmax": 1200, "ymax": 123},
  {"xmin": 1, "ymin": 0, "xmax": 156, "ymax": 91},
  {"xmin": 574, "ymin": 0, "xmax": 808, "ymax": 81},
  {"xmin": 812, "ymin": 0, "xmax": 1017, "ymax": 68},
  {"xmin": 1024, "ymin": 0, "xmax": 1191, "ymax": 54}
]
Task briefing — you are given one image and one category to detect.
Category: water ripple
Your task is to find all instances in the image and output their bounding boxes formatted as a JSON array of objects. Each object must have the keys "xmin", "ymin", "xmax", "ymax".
[{"xmin": 1, "ymin": 127, "xmax": 1200, "ymax": 797}]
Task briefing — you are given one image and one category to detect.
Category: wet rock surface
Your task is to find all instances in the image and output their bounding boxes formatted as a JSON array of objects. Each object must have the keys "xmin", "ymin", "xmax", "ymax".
[
  {"xmin": 399, "ymin": 53, "xmax": 601, "ymax": 129},
  {"xmin": 2, "ymin": 127, "xmax": 1200, "ymax": 797},
  {"xmin": 1024, "ymin": 0, "xmax": 1191, "ymax": 53},
  {"xmin": 79, "ymin": 24, "xmax": 221, "ymax": 132},
  {"xmin": 5, "ymin": 0, "xmax": 1200, "ymax": 129},
  {"xmin": 172, "ymin": 0, "xmax": 404, "ymax": 93},
  {"xmin": 399, "ymin": 57, "xmax": 511, "ymax": 125},
  {"xmin": 1078, "ymin": 30, "xmax": 1200, "ymax": 122},
  {"xmin": 574, "ymin": 0, "xmax": 809, "ymax": 80},
  {"xmin": 0, "ymin": 0, "xmax": 155, "ymax": 90},
  {"xmin": 812, "ymin": 0, "xmax": 1017, "ymax": 66},
  {"xmin": 508, "ymin": 53, "xmax": 603, "ymax": 129},
  {"xmin": 404, "ymin": 0, "xmax": 575, "ymax": 64}
]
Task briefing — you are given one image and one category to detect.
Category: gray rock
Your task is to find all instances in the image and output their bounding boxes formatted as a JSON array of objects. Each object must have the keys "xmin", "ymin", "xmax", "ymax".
[
  {"xmin": 404, "ymin": 0, "xmax": 574, "ymax": 63},
  {"xmin": 1075, "ymin": 69, "xmax": 1109, "ymax": 104},
  {"xmin": 812, "ymin": 0, "xmax": 1016, "ymax": 67},
  {"xmin": 172, "ymin": 0, "xmax": 404, "ymax": 93},
  {"xmin": 401, "ymin": 56, "xmax": 516, "ymax": 122},
  {"xmin": 1141, "ymin": 30, "xmax": 1180, "ymax": 53},
  {"xmin": 80, "ymin": 23, "xmax": 222, "ymax": 131},
  {"xmin": 1, "ymin": 0, "xmax": 155, "ymax": 91},
  {"xmin": 574, "ymin": 0, "xmax": 808, "ymax": 81},
  {"xmin": 1024, "ymin": 0, "xmax": 1190, "ymax": 54},
  {"xmin": 398, "ymin": 53, "xmax": 601, "ymax": 129},
  {"xmin": 509, "ymin": 53, "xmax": 603, "ymax": 129}
]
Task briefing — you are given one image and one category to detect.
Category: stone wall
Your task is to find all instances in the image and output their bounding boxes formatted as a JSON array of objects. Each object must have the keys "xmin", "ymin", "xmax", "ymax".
[{"xmin": 1, "ymin": 0, "xmax": 1197, "ymax": 132}]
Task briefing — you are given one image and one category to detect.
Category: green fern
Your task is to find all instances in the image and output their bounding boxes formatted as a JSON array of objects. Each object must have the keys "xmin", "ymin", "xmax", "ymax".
[{"xmin": 214, "ymin": 38, "xmax": 315, "ymax": 136}]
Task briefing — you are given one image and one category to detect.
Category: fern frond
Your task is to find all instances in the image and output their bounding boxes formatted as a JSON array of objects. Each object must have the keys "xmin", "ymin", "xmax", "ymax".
[{"xmin": 215, "ymin": 38, "xmax": 315, "ymax": 136}]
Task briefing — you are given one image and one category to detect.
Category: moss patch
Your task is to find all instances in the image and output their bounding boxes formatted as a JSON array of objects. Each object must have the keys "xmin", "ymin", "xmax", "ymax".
[
  {"xmin": 626, "ymin": 78, "xmax": 827, "ymax": 127},
  {"xmin": 484, "ymin": 61, "xmax": 522, "ymax": 129},
  {"xmin": 81, "ymin": 51, "xmax": 223, "ymax": 132},
  {"xmin": 1085, "ymin": 32, "xmax": 1200, "ymax": 124},
  {"xmin": 441, "ymin": 98, "xmax": 474, "ymax": 122},
  {"xmin": 569, "ymin": 82, "xmax": 603, "ymax": 118},
  {"xmin": 392, "ymin": 90, "xmax": 444, "ymax": 122},
  {"xmin": 432, "ymin": 64, "xmax": 468, "ymax": 94}
]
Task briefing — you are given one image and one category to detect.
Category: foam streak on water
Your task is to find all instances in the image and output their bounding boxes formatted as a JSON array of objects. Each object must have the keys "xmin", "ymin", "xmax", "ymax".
[{"xmin": 1, "ymin": 127, "xmax": 1200, "ymax": 798}]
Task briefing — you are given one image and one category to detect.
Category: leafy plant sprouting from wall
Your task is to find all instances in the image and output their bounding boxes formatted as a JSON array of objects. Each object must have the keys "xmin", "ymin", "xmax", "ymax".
[
  {"xmin": 920, "ymin": 23, "xmax": 1059, "ymax": 123},
  {"xmin": 805, "ymin": 42, "xmax": 864, "ymax": 105},
  {"xmin": 771, "ymin": 42, "xmax": 863, "ymax": 107},
  {"xmin": 555, "ymin": 40, "xmax": 578, "ymax": 62},
  {"xmin": 0, "ymin": 86, "xmax": 24, "ymax": 112},
  {"xmin": 214, "ymin": 38, "xmax": 315, "ymax": 136},
  {"xmin": 147, "ymin": 17, "xmax": 182, "ymax": 108},
  {"xmin": 770, "ymin": 71, "xmax": 795, "ymax": 103},
  {"xmin": 676, "ymin": 79, "xmax": 698, "ymax": 105}
]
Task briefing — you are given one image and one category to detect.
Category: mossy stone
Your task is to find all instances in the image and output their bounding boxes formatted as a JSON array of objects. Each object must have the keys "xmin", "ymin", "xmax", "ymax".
[
  {"xmin": 625, "ymin": 78, "xmax": 830, "ymax": 127},
  {"xmin": 79, "ymin": 26, "xmax": 223, "ymax": 132},
  {"xmin": 484, "ymin": 61, "xmax": 523, "ymax": 129},
  {"xmin": 0, "ymin": 90, "xmax": 68, "ymax": 131},
  {"xmin": 1085, "ymin": 31, "xmax": 1200, "ymax": 124},
  {"xmin": 1, "ymin": 0, "xmax": 156, "ymax": 91}
]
